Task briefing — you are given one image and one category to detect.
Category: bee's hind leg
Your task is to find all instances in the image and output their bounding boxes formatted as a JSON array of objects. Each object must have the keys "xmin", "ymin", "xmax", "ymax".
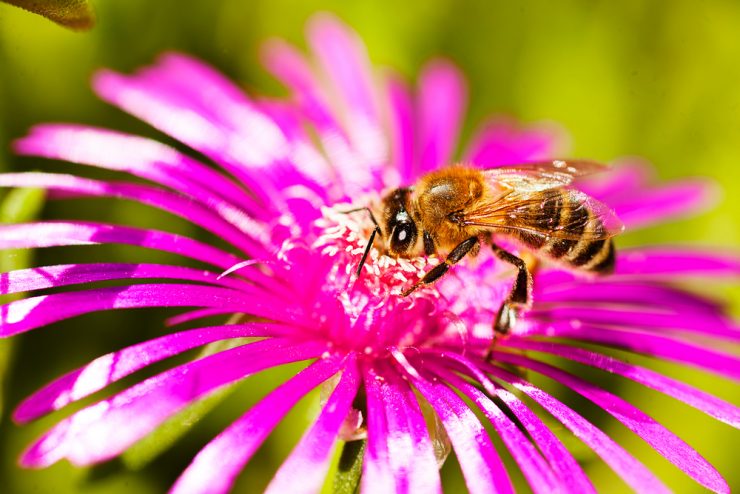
[
  {"xmin": 401, "ymin": 236, "xmax": 479, "ymax": 297},
  {"xmin": 486, "ymin": 243, "xmax": 533, "ymax": 360}
]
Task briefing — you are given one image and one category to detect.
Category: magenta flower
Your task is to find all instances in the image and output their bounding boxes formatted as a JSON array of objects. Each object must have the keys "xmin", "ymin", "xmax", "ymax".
[{"xmin": 2, "ymin": 13, "xmax": 739, "ymax": 494}]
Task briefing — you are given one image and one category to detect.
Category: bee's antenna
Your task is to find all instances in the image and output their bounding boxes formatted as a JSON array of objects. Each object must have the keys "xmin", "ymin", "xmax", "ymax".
[
  {"xmin": 339, "ymin": 207, "xmax": 381, "ymax": 278},
  {"xmin": 356, "ymin": 225, "xmax": 380, "ymax": 277}
]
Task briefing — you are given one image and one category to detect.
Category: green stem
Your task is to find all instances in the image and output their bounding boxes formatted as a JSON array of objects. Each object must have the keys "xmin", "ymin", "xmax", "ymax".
[{"xmin": 333, "ymin": 439, "xmax": 366, "ymax": 494}]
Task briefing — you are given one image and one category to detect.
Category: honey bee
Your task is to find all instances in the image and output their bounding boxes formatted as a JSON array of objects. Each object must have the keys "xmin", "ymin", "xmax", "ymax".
[{"xmin": 351, "ymin": 160, "xmax": 624, "ymax": 347}]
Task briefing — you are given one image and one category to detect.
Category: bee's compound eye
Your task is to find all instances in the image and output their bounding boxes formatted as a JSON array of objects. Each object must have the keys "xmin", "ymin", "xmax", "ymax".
[{"xmin": 390, "ymin": 222, "xmax": 417, "ymax": 253}]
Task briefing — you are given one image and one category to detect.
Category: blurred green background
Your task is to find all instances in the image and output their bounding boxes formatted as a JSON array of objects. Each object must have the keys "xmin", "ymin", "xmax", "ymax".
[{"xmin": 1, "ymin": 0, "xmax": 739, "ymax": 492}]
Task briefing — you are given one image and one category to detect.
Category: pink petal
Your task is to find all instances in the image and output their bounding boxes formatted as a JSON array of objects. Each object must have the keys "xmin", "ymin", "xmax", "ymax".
[
  {"xmin": 14, "ymin": 323, "xmax": 290, "ymax": 423},
  {"xmin": 154, "ymin": 52, "xmax": 263, "ymax": 124},
  {"xmin": 493, "ymin": 387, "xmax": 596, "ymax": 492},
  {"xmin": 170, "ymin": 353, "xmax": 345, "ymax": 494},
  {"xmin": 261, "ymin": 38, "xmax": 333, "ymax": 124},
  {"xmin": 386, "ymin": 76, "xmax": 415, "ymax": 184},
  {"xmin": 408, "ymin": 369, "xmax": 513, "ymax": 494},
  {"xmin": 0, "ymin": 263, "xmax": 251, "ymax": 296},
  {"xmin": 14, "ymin": 125, "xmax": 263, "ymax": 219},
  {"xmin": 153, "ymin": 54, "xmax": 334, "ymax": 206},
  {"xmin": 21, "ymin": 339, "xmax": 326, "ymax": 467},
  {"xmin": 0, "ymin": 222, "xmax": 243, "ymax": 270},
  {"xmin": 264, "ymin": 29, "xmax": 381, "ymax": 196},
  {"xmin": 523, "ymin": 324, "xmax": 740, "ymax": 381},
  {"xmin": 265, "ymin": 357, "xmax": 360, "ymax": 494},
  {"xmin": 616, "ymin": 248, "xmax": 740, "ymax": 278},
  {"xmin": 484, "ymin": 363, "xmax": 671, "ymax": 494},
  {"xmin": 361, "ymin": 365, "xmax": 394, "ymax": 494},
  {"xmin": 361, "ymin": 363, "xmax": 442, "ymax": 494},
  {"xmin": 420, "ymin": 351, "xmax": 594, "ymax": 492},
  {"xmin": 578, "ymin": 160, "xmax": 652, "ymax": 199},
  {"xmin": 506, "ymin": 338, "xmax": 740, "ymax": 428},
  {"xmin": 255, "ymin": 98, "xmax": 335, "ymax": 194},
  {"xmin": 307, "ymin": 14, "xmax": 386, "ymax": 164},
  {"xmin": 613, "ymin": 179, "xmax": 718, "ymax": 230},
  {"xmin": 416, "ymin": 60, "xmax": 466, "ymax": 176},
  {"xmin": 92, "ymin": 69, "xmax": 286, "ymax": 210},
  {"xmin": 307, "ymin": 14, "xmax": 378, "ymax": 123},
  {"xmin": 494, "ymin": 352, "xmax": 730, "ymax": 493},
  {"xmin": 432, "ymin": 365, "xmax": 563, "ymax": 494},
  {"xmin": 465, "ymin": 119, "xmax": 559, "ymax": 167},
  {"xmin": 0, "ymin": 172, "xmax": 268, "ymax": 257},
  {"xmin": 537, "ymin": 280, "xmax": 724, "ymax": 315},
  {"xmin": 0, "ymin": 283, "xmax": 293, "ymax": 337},
  {"xmin": 530, "ymin": 305, "xmax": 740, "ymax": 342}
]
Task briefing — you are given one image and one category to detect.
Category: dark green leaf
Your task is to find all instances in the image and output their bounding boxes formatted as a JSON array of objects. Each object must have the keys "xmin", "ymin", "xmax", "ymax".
[{"xmin": 1, "ymin": 0, "xmax": 95, "ymax": 30}]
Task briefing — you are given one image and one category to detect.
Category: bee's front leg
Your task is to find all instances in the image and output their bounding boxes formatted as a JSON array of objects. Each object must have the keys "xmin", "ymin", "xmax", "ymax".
[
  {"xmin": 401, "ymin": 236, "xmax": 479, "ymax": 297},
  {"xmin": 486, "ymin": 243, "xmax": 533, "ymax": 359}
]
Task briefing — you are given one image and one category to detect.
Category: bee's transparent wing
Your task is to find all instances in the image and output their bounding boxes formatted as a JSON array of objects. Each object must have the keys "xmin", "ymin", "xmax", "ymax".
[
  {"xmin": 481, "ymin": 159, "xmax": 608, "ymax": 192},
  {"xmin": 459, "ymin": 189, "xmax": 624, "ymax": 241}
]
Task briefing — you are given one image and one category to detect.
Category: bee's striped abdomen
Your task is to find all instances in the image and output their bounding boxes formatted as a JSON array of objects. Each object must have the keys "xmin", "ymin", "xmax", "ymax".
[{"xmin": 515, "ymin": 189, "xmax": 615, "ymax": 274}]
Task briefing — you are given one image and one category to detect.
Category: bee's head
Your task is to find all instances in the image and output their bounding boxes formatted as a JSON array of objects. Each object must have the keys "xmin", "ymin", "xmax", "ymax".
[
  {"xmin": 344, "ymin": 188, "xmax": 418, "ymax": 278},
  {"xmin": 381, "ymin": 188, "xmax": 418, "ymax": 255}
]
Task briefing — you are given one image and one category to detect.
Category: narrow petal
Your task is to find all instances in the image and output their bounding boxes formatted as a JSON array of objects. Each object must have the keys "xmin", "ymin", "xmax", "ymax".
[
  {"xmin": 361, "ymin": 364, "xmax": 394, "ymax": 494},
  {"xmin": 616, "ymin": 248, "xmax": 740, "ymax": 278},
  {"xmin": 409, "ymin": 369, "xmax": 513, "ymax": 494},
  {"xmin": 0, "ymin": 263, "xmax": 251, "ymax": 296},
  {"xmin": 523, "ymin": 323, "xmax": 740, "ymax": 381},
  {"xmin": 266, "ymin": 23, "xmax": 383, "ymax": 195},
  {"xmin": 612, "ymin": 179, "xmax": 718, "ymax": 229},
  {"xmin": 265, "ymin": 356, "xmax": 360, "ymax": 494},
  {"xmin": 307, "ymin": 13, "xmax": 378, "ymax": 122},
  {"xmin": 92, "ymin": 69, "xmax": 286, "ymax": 210},
  {"xmin": 0, "ymin": 283, "xmax": 282, "ymax": 337},
  {"xmin": 494, "ymin": 352, "xmax": 730, "ymax": 493},
  {"xmin": 0, "ymin": 222, "xmax": 243, "ymax": 270},
  {"xmin": 432, "ymin": 365, "xmax": 562, "ymax": 494},
  {"xmin": 154, "ymin": 52, "xmax": 268, "ymax": 129},
  {"xmin": 530, "ymin": 305, "xmax": 740, "ymax": 342},
  {"xmin": 493, "ymin": 387, "xmax": 596, "ymax": 493},
  {"xmin": 506, "ymin": 338, "xmax": 740, "ymax": 428},
  {"xmin": 465, "ymin": 119, "xmax": 558, "ymax": 167},
  {"xmin": 386, "ymin": 76, "xmax": 415, "ymax": 184},
  {"xmin": 170, "ymin": 353, "xmax": 345, "ymax": 494},
  {"xmin": 420, "ymin": 351, "xmax": 594, "ymax": 492},
  {"xmin": 255, "ymin": 98, "xmax": 335, "ymax": 194},
  {"xmin": 362, "ymin": 363, "xmax": 442, "ymax": 494},
  {"xmin": 261, "ymin": 38, "xmax": 334, "ymax": 125},
  {"xmin": 21, "ymin": 339, "xmax": 326, "ymax": 467},
  {"xmin": 14, "ymin": 323, "xmax": 289, "ymax": 423},
  {"xmin": 484, "ymin": 363, "xmax": 671, "ymax": 494},
  {"xmin": 14, "ymin": 125, "xmax": 262, "ymax": 219},
  {"xmin": 416, "ymin": 60, "xmax": 466, "ymax": 176},
  {"xmin": 578, "ymin": 161, "xmax": 652, "ymax": 199},
  {"xmin": 307, "ymin": 13, "xmax": 386, "ymax": 164},
  {"xmin": 537, "ymin": 280, "xmax": 724, "ymax": 315},
  {"xmin": 154, "ymin": 56, "xmax": 325, "ymax": 197},
  {"xmin": 0, "ymin": 172, "xmax": 268, "ymax": 256}
]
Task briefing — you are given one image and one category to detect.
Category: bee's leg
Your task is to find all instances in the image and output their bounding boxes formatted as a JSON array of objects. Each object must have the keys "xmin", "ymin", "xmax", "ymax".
[
  {"xmin": 486, "ymin": 243, "xmax": 532, "ymax": 359},
  {"xmin": 401, "ymin": 236, "xmax": 479, "ymax": 297}
]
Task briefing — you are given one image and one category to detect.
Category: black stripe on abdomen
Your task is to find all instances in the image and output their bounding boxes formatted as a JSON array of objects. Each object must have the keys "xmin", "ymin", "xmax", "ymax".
[
  {"xmin": 514, "ymin": 190, "xmax": 562, "ymax": 250},
  {"xmin": 545, "ymin": 193, "xmax": 587, "ymax": 259},
  {"xmin": 586, "ymin": 239, "xmax": 615, "ymax": 273}
]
